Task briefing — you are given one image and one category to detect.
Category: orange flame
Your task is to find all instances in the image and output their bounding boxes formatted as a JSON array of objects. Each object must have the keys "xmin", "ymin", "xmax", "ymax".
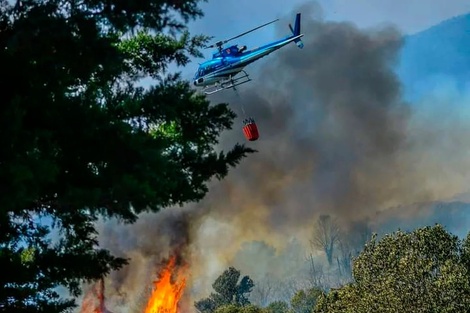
[
  {"xmin": 80, "ymin": 278, "xmax": 106, "ymax": 313},
  {"xmin": 144, "ymin": 256, "xmax": 187, "ymax": 313}
]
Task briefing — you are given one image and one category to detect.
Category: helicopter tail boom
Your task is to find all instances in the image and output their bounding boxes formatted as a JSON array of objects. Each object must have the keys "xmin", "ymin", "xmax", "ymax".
[{"xmin": 289, "ymin": 13, "xmax": 304, "ymax": 48}]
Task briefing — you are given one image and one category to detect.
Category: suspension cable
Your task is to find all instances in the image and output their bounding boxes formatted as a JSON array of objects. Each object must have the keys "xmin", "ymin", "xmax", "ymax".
[{"xmin": 232, "ymin": 85, "xmax": 246, "ymax": 117}]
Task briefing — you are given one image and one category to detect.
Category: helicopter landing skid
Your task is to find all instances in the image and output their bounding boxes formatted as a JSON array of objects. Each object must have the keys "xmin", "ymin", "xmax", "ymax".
[{"xmin": 203, "ymin": 71, "xmax": 252, "ymax": 95}]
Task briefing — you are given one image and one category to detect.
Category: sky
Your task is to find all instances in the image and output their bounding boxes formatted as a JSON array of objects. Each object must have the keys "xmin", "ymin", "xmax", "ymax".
[
  {"xmin": 191, "ymin": 0, "xmax": 470, "ymax": 35},
  {"xmin": 73, "ymin": 1, "xmax": 470, "ymax": 311},
  {"xmin": 175, "ymin": 0, "xmax": 470, "ymax": 81}
]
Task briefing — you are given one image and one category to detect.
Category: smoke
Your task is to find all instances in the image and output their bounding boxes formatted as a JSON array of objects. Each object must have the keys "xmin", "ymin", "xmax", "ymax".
[
  {"xmin": 85, "ymin": 1, "xmax": 470, "ymax": 311},
  {"xmin": 187, "ymin": 0, "xmax": 470, "ymax": 299},
  {"xmin": 187, "ymin": 3, "xmax": 412, "ymax": 283},
  {"xmin": 93, "ymin": 207, "xmax": 194, "ymax": 313},
  {"xmin": 79, "ymin": 278, "xmax": 112, "ymax": 313}
]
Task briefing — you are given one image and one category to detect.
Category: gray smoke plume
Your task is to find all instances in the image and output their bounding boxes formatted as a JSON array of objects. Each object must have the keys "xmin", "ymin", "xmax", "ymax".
[
  {"xmin": 93, "ymin": 207, "xmax": 195, "ymax": 313},
  {"xmin": 200, "ymin": 0, "xmax": 410, "ymax": 247},
  {"xmin": 85, "ymin": 1, "xmax": 470, "ymax": 312},
  {"xmin": 187, "ymin": 0, "xmax": 470, "ymax": 300}
]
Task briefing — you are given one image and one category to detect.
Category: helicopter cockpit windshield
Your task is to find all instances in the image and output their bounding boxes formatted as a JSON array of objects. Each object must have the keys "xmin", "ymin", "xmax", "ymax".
[
  {"xmin": 194, "ymin": 66, "xmax": 207, "ymax": 79},
  {"xmin": 194, "ymin": 59, "xmax": 224, "ymax": 79},
  {"xmin": 196, "ymin": 68, "xmax": 204, "ymax": 78}
]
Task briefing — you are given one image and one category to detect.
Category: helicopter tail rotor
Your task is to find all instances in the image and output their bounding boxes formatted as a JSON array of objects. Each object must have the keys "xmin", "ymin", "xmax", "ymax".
[{"xmin": 289, "ymin": 13, "xmax": 303, "ymax": 49}]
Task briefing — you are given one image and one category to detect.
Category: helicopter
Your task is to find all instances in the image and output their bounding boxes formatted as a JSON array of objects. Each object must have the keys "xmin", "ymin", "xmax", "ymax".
[{"xmin": 193, "ymin": 13, "xmax": 304, "ymax": 95}]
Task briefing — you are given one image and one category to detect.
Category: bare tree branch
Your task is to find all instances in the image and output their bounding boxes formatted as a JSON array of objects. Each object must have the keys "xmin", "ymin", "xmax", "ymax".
[{"xmin": 310, "ymin": 215, "xmax": 340, "ymax": 266}]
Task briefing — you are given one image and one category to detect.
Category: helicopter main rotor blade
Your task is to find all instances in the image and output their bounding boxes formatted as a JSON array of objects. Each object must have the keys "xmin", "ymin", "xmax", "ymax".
[
  {"xmin": 205, "ymin": 18, "xmax": 279, "ymax": 49},
  {"xmin": 222, "ymin": 18, "xmax": 279, "ymax": 44}
]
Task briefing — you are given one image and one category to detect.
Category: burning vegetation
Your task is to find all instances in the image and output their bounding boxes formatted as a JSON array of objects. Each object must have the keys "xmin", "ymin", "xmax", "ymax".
[
  {"xmin": 79, "ymin": 278, "xmax": 107, "ymax": 313},
  {"xmin": 79, "ymin": 255, "xmax": 188, "ymax": 313},
  {"xmin": 144, "ymin": 255, "xmax": 188, "ymax": 313},
  {"xmin": 73, "ymin": 2, "xmax": 470, "ymax": 313}
]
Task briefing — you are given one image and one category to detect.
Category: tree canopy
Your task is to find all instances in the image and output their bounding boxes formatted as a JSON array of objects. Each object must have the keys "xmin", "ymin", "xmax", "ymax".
[
  {"xmin": 193, "ymin": 225, "xmax": 470, "ymax": 313},
  {"xmin": 264, "ymin": 301, "xmax": 290, "ymax": 313},
  {"xmin": 314, "ymin": 224, "xmax": 470, "ymax": 313},
  {"xmin": 195, "ymin": 267, "xmax": 255, "ymax": 313},
  {"xmin": 0, "ymin": 0, "xmax": 254, "ymax": 311},
  {"xmin": 290, "ymin": 288, "xmax": 322, "ymax": 313},
  {"xmin": 215, "ymin": 304, "xmax": 265, "ymax": 313}
]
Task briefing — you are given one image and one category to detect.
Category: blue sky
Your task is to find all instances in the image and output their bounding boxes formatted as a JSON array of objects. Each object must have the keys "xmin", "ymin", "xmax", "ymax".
[
  {"xmin": 167, "ymin": 0, "xmax": 470, "ymax": 82},
  {"xmin": 192, "ymin": 0, "xmax": 470, "ymax": 35}
]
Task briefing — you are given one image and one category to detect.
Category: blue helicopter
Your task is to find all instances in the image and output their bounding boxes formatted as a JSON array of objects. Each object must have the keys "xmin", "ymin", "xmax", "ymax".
[{"xmin": 193, "ymin": 13, "xmax": 304, "ymax": 95}]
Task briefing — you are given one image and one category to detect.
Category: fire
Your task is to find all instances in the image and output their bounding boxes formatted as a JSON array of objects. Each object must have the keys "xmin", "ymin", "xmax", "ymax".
[
  {"xmin": 79, "ymin": 278, "xmax": 106, "ymax": 313},
  {"xmin": 144, "ymin": 255, "xmax": 188, "ymax": 313}
]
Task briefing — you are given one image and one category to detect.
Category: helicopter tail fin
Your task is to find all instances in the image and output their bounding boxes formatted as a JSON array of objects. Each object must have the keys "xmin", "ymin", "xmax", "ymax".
[{"xmin": 289, "ymin": 13, "xmax": 304, "ymax": 48}]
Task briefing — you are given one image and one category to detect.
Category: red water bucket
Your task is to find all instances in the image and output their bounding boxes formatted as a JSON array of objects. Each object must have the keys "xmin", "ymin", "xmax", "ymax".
[{"xmin": 242, "ymin": 118, "xmax": 259, "ymax": 141}]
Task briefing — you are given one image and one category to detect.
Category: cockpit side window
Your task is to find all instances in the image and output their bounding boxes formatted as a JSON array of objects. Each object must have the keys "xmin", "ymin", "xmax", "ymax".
[{"xmin": 197, "ymin": 63, "xmax": 217, "ymax": 77}]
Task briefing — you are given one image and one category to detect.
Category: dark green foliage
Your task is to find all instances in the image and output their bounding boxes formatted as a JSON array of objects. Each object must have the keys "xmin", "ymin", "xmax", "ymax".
[
  {"xmin": 195, "ymin": 267, "xmax": 255, "ymax": 313},
  {"xmin": 214, "ymin": 304, "xmax": 265, "ymax": 313},
  {"xmin": 290, "ymin": 288, "xmax": 322, "ymax": 313},
  {"xmin": 315, "ymin": 224, "xmax": 470, "ymax": 313},
  {"xmin": 265, "ymin": 301, "xmax": 290, "ymax": 313},
  {"xmin": 214, "ymin": 304, "xmax": 242, "ymax": 313},
  {"xmin": 462, "ymin": 232, "xmax": 470, "ymax": 271},
  {"xmin": 0, "ymin": 0, "xmax": 254, "ymax": 311}
]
